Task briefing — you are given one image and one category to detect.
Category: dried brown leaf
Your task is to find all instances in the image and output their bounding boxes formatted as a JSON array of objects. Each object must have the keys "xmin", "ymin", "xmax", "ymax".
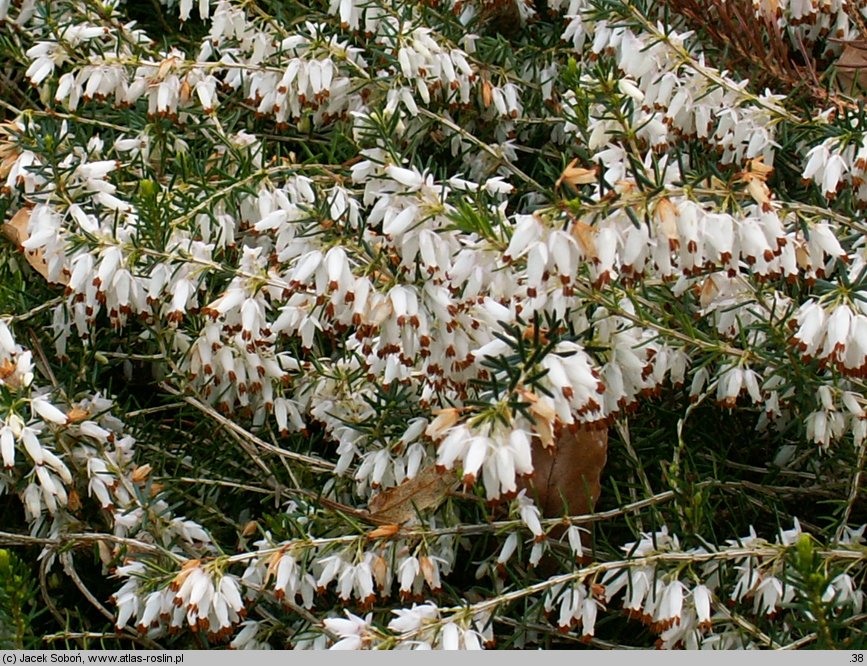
[
  {"xmin": 96, "ymin": 539, "xmax": 113, "ymax": 566},
  {"xmin": 179, "ymin": 78, "xmax": 192, "ymax": 106},
  {"xmin": 0, "ymin": 358, "xmax": 15, "ymax": 380},
  {"xmin": 370, "ymin": 554, "xmax": 389, "ymax": 589},
  {"xmin": 481, "ymin": 79, "xmax": 493, "ymax": 108},
  {"xmin": 367, "ymin": 524, "xmax": 401, "ymax": 540},
  {"xmin": 479, "ymin": 0, "xmax": 524, "ymax": 35},
  {"xmin": 170, "ymin": 559, "xmax": 201, "ymax": 590},
  {"xmin": 533, "ymin": 415, "xmax": 555, "ymax": 450},
  {"xmin": 748, "ymin": 180, "xmax": 773, "ymax": 210},
  {"xmin": 0, "ymin": 122, "xmax": 21, "ymax": 181},
  {"xmin": 655, "ymin": 197, "xmax": 679, "ymax": 246},
  {"xmin": 367, "ymin": 464, "xmax": 457, "ymax": 525},
  {"xmin": 522, "ymin": 324, "xmax": 549, "ymax": 345},
  {"xmin": 425, "ymin": 407, "xmax": 461, "ymax": 440},
  {"xmin": 570, "ymin": 220, "xmax": 597, "ymax": 259},
  {"xmin": 557, "ymin": 159, "xmax": 598, "ymax": 189},
  {"xmin": 66, "ymin": 407, "xmax": 90, "ymax": 423},
  {"xmin": 745, "ymin": 156, "xmax": 774, "ymax": 181},
  {"xmin": 156, "ymin": 55, "xmax": 179, "ymax": 81},
  {"xmin": 131, "ymin": 464, "xmax": 153, "ymax": 484},
  {"xmin": 835, "ymin": 40, "xmax": 867, "ymax": 94},
  {"xmin": 1, "ymin": 208, "xmax": 66, "ymax": 285},
  {"xmin": 67, "ymin": 487, "xmax": 82, "ymax": 512},
  {"xmin": 519, "ymin": 426, "xmax": 608, "ymax": 518},
  {"xmin": 699, "ymin": 275, "xmax": 720, "ymax": 309}
]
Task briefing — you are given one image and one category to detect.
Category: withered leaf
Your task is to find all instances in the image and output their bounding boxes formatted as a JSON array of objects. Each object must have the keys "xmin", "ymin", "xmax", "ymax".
[
  {"xmin": 131, "ymin": 464, "xmax": 153, "ymax": 484},
  {"xmin": 570, "ymin": 220, "xmax": 598, "ymax": 259},
  {"xmin": 478, "ymin": 0, "xmax": 524, "ymax": 36},
  {"xmin": 1, "ymin": 208, "xmax": 66, "ymax": 285},
  {"xmin": 699, "ymin": 275, "xmax": 720, "ymax": 309},
  {"xmin": 745, "ymin": 156, "xmax": 774, "ymax": 182},
  {"xmin": 67, "ymin": 487, "xmax": 82, "ymax": 512},
  {"xmin": 367, "ymin": 464, "xmax": 457, "ymax": 525},
  {"xmin": 519, "ymin": 426, "xmax": 608, "ymax": 519},
  {"xmin": 481, "ymin": 79, "xmax": 493, "ymax": 108},
  {"xmin": 531, "ymin": 411, "xmax": 555, "ymax": 450},
  {"xmin": 521, "ymin": 324, "xmax": 549, "ymax": 345},
  {"xmin": 746, "ymin": 177, "xmax": 772, "ymax": 209},
  {"xmin": 556, "ymin": 159, "xmax": 598, "ymax": 189},
  {"xmin": 835, "ymin": 39, "xmax": 867, "ymax": 95},
  {"xmin": 156, "ymin": 55, "xmax": 179, "ymax": 81},
  {"xmin": 96, "ymin": 539, "xmax": 113, "ymax": 566},
  {"xmin": 654, "ymin": 197, "xmax": 679, "ymax": 244},
  {"xmin": 0, "ymin": 358, "xmax": 15, "ymax": 380},
  {"xmin": 367, "ymin": 523, "xmax": 401, "ymax": 540},
  {"xmin": 66, "ymin": 407, "xmax": 90, "ymax": 423}
]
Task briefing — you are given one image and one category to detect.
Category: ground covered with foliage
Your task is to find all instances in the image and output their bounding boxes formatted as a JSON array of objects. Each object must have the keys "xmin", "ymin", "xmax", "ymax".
[{"xmin": 0, "ymin": 0, "xmax": 865, "ymax": 650}]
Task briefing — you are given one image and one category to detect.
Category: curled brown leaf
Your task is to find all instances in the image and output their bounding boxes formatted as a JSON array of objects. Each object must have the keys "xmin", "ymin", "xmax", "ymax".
[{"xmin": 367, "ymin": 464, "xmax": 457, "ymax": 525}]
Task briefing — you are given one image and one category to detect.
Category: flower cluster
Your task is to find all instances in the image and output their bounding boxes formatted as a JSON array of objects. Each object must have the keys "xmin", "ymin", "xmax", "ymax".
[{"xmin": 113, "ymin": 561, "xmax": 245, "ymax": 640}]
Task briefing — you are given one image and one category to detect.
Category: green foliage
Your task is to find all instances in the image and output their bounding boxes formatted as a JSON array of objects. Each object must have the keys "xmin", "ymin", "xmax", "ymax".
[{"xmin": 0, "ymin": 549, "xmax": 39, "ymax": 649}]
